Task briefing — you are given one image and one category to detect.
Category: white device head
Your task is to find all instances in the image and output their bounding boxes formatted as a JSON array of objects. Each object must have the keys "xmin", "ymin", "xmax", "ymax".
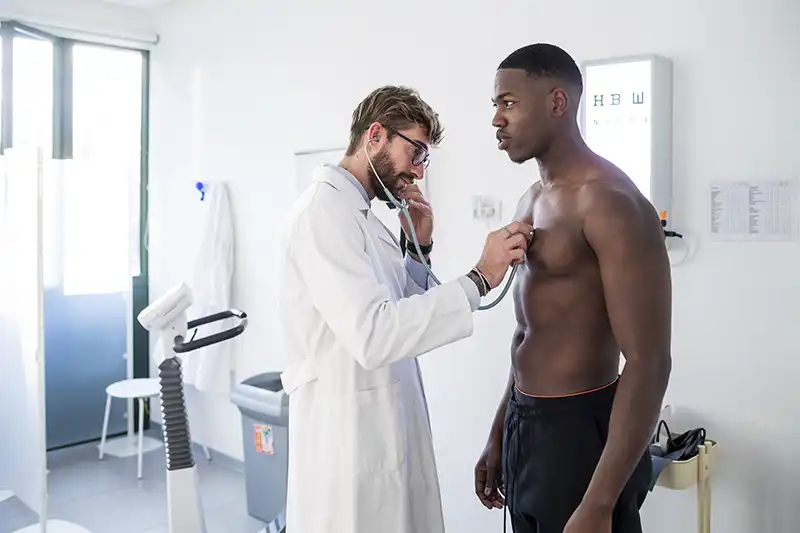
[{"xmin": 137, "ymin": 282, "xmax": 193, "ymax": 337}]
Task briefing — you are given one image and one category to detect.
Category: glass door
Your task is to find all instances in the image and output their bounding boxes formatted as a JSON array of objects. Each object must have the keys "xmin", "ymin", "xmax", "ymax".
[{"xmin": 46, "ymin": 41, "xmax": 145, "ymax": 450}]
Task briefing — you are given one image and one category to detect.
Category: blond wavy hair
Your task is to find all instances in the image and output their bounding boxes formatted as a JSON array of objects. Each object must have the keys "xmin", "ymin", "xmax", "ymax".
[{"xmin": 345, "ymin": 85, "xmax": 444, "ymax": 155}]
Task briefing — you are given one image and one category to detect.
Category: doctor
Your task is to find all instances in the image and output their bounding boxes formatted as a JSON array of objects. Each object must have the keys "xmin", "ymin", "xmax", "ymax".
[{"xmin": 278, "ymin": 85, "xmax": 532, "ymax": 533}]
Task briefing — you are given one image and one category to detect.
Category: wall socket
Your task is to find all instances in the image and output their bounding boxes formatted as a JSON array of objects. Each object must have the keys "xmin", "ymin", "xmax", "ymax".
[{"xmin": 472, "ymin": 195, "xmax": 502, "ymax": 221}]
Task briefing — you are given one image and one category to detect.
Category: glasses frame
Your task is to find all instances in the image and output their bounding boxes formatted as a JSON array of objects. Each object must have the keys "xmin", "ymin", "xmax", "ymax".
[{"xmin": 385, "ymin": 126, "xmax": 430, "ymax": 168}]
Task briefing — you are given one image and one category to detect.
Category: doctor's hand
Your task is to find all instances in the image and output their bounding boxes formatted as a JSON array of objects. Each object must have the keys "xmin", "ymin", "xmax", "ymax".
[
  {"xmin": 398, "ymin": 184, "xmax": 433, "ymax": 246},
  {"xmin": 475, "ymin": 222, "xmax": 534, "ymax": 288}
]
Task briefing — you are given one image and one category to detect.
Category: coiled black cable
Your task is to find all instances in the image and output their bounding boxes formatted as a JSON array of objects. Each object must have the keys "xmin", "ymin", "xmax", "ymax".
[{"xmin": 158, "ymin": 356, "xmax": 194, "ymax": 471}]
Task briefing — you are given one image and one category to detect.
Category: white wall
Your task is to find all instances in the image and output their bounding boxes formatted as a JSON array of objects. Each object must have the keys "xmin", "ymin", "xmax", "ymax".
[
  {"xmin": 0, "ymin": 0, "xmax": 156, "ymax": 44},
  {"xmin": 149, "ymin": 0, "xmax": 800, "ymax": 531}
]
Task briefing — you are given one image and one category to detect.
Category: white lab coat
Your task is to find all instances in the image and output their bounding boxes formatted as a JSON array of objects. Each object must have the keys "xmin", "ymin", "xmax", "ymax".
[
  {"xmin": 182, "ymin": 181, "xmax": 235, "ymax": 393},
  {"xmin": 278, "ymin": 165, "xmax": 475, "ymax": 533}
]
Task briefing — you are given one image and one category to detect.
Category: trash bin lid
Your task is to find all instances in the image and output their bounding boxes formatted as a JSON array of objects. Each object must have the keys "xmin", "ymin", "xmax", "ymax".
[
  {"xmin": 242, "ymin": 372, "xmax": 284, "ymax": 393},
  {"xmin": 231, "ymin": 371, "xmax": 289, "ymax": 420}
]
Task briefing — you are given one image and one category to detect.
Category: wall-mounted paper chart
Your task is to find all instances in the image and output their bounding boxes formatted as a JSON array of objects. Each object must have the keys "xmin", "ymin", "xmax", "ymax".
[{"xmin": 709, "ymin": 179, "xmax": 798, "ymax": 241}]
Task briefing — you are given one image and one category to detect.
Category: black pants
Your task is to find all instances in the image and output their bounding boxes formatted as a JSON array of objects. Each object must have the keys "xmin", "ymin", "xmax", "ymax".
[{"xmin": 502, "ymin": 379, "xmax": 651, "ymax": 533}]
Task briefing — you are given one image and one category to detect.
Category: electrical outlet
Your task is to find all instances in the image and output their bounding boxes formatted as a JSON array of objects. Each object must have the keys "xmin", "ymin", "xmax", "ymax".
[{"xmin": 472, "ymin": 196, "xmax": 502, "ymax": 221}]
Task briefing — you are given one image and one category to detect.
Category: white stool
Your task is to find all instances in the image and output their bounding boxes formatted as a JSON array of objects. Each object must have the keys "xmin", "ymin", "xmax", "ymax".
[{"xmin": 99, "ymin": 378, "xmax": 160, "ymax": 479}]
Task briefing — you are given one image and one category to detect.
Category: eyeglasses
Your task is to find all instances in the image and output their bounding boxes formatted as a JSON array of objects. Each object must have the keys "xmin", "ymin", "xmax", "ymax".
[{"xmin": 386, "ymin": 127, "xmax": 430, "ymax": 168}]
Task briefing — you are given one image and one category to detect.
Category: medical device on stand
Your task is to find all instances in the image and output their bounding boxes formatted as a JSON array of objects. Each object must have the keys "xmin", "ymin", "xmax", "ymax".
[{"xmin": 137, "ymin": 283, "xmax": 248, "ymax": 533}]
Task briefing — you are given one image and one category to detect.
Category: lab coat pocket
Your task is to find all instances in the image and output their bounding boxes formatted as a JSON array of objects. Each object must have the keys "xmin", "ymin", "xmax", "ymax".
[{"xmin": 352, "ymin": 381, "xmax": 407, "ymax": 473}]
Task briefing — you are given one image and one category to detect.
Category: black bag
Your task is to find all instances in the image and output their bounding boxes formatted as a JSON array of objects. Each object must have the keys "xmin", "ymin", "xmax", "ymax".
[{"xmin": 648, "ymin": 420, "xmax": 707, "ymax": 490}]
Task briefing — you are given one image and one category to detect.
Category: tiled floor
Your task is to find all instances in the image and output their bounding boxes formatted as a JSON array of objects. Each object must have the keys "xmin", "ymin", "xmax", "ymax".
[{"xmin": 0, "ymin": 430, "xmax": 267, "ymax": 533}]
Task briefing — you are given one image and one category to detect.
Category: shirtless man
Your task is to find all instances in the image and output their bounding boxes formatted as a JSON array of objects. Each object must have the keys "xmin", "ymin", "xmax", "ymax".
[{"xmin": 474, "ymin": 44, "xmax": 672, "ymax": 533}]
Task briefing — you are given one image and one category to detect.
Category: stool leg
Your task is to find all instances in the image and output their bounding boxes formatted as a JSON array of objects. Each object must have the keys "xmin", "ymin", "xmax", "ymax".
[
  {"xmin": 99, "ymin": 394, "xmax": 111, "ymax": 460},
  {"xmin": 137, "ymin": 398, "xmax": 144, "ymax": 479}
]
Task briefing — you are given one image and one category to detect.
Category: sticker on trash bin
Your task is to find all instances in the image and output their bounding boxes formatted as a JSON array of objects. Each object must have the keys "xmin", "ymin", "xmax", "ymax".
[{"xmin": 254, "ymin": 424, "xmax": 275, "ymax": 455}]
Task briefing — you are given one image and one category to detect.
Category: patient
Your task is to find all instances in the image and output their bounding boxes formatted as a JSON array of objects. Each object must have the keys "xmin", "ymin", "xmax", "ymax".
[{"xmin": 474, "ymin": 43, "xmax": 672, "ymax": 533}]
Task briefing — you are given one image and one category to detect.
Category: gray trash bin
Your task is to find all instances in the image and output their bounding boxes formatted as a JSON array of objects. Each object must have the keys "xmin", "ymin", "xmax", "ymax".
[{"xmin": 230, "ymin": 371, "xmax": 289, "ymax": 528}]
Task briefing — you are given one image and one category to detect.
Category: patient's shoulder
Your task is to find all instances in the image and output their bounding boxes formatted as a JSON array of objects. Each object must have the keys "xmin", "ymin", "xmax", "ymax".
[{"xmin": 513, "ymin": 181, "xmax": 540, "ymax": 223}]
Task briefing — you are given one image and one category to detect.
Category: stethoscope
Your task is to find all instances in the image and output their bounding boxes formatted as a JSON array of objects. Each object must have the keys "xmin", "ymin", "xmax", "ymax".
[{"xmin": 364, "ymin": 142, "xmax": 521, "ymax": 311}]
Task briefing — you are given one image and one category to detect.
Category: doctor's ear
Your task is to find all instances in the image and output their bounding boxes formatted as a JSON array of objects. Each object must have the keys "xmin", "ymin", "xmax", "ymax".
[{"xmin": 366, "ymin": 123, "xmax": 384, "ymax": 145}]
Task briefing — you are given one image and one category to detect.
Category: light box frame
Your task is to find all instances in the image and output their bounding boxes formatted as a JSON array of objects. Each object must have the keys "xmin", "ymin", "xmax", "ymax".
[{"xmin": 579, "ymin": 54, "xmax": 674, "ymax": 222}]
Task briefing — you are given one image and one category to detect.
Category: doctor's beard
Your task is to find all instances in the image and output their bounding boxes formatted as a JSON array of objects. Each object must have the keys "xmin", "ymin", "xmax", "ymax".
[{"xmin": 368, "ymin": 146, "xmax": 414, "ymax": 203}]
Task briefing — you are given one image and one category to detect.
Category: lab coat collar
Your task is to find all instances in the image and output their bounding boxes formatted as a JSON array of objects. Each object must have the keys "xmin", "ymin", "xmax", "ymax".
[
  {"xmin": 313, "ymin": 163, "xmax": 399, "ymax": 249},
  {"xmin": 331, "ymin": 165, "xmax": 370, "ymax": 205},
  {"xmin": 313, "ymin": 164, "xmax": 371, "ymax": 213}
]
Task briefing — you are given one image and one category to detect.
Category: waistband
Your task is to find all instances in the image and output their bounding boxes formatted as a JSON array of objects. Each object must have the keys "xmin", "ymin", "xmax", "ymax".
[{"xmin": 511, "ymin": 376, "xmax": 619, "ymax": 413}]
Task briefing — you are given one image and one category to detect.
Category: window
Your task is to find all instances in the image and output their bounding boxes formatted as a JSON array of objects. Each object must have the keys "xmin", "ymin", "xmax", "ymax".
[
  {"xmin": 0, "ymin": 33, "xmax": 4, "ymax": 220},
  {"xmin": 63, "ymin": 44, "xmax": 143, "ymax": 295},
  {"xmin": 72, "ymin": 45, "xmax": 143, "ymax": 163},
  {"xmin": 12, "ymin": 34, "xmax": 53, "ymax": 155},
  {"xmin": 8, "ymin": 31, "xmax": 57, "ymax": 285},
  {"xmin": 0, "ymin": 21, "xmax": 148, "ymax": 296}
]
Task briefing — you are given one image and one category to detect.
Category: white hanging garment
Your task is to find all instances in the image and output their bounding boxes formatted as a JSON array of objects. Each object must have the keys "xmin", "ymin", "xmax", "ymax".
[{"xmin": 182, "ymin": 181, "xmax": 235, "ymax": 393}]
